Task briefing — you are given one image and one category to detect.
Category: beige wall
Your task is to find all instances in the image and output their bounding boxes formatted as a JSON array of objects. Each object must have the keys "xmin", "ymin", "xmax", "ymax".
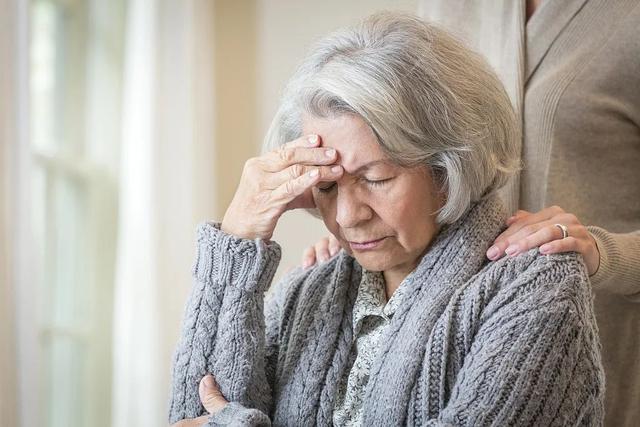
[{"xmin": 214, "ymin": 0, "xmax": 418, "ymax": 278}]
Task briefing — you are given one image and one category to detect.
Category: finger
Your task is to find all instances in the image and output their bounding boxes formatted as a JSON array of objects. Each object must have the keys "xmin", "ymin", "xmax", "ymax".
[
  {"xmin": 199, "ymin": 375, "xmax": 228, "ymax": 415},
  {"xmin": 488, "ymin": 220, "xmax": 553, "ymax": 260},
  {"xmin": 315, "ymin": 237, "xmax": 331, "ymax": 263},
  {"xmin": 194, "ymin": 416, "xmax": 210, "ymax": 426},
  {"xmin": 495, "ymin": 205, "xmax": 565, "ymax": 244},
  {"xmin": 506, "ymin": 210, "xmax": 530, "ymax": 226},
  {"xmin": 264, "ymin": 135, "xmax": 338, "ymax": 170},
  {"xmin": 489, "ymin": 208, "xmax": 566, "ymax": 260},
  {"xmin": 503, "ymin": 223, "xmax": 565, "ymax": 257},
  {"xmin": 302, "ymin": 245, "xmax": 317, "ymax": 269},
  {"xmin": 264, "ymin": 164, "xmax": 343, "ymax": 190},
  {"xmin": 171, "ymin": 416, "xmax": 209, "ymax": 427},
  {"xmin": 272, "ymin": 166, "xmax": 343, "ymax": 206},
  {"xmin": 539, "ymin": 236, "xmax": 581, "ymax": 255},
  {"xmin": 328, "ymin": 235, "xmax": 342, "ymax": 256},
  {"xmin": 504, "ymin": 211, "xmax": 582, "ymax": 250}
]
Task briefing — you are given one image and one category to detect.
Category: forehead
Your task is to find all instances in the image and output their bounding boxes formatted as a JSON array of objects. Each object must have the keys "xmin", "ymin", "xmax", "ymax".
[{"xmin": 301, "ymin": 114, "xmax": 388, "ymax": 171}]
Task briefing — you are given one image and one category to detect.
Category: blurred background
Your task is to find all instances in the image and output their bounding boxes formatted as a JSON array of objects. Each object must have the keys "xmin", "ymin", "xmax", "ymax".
[{"xmin": 0, "ymin": 0, "xmax": 419, "ymax": 426}]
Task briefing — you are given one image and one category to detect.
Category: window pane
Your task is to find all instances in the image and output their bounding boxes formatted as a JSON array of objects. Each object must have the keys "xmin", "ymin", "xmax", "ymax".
[
  {"xmin": 43, "ymin": 333, "xmax": 86, "ymax": 427},
  {"xmin": 50, "ymin": 172, "xmax": 88, "ymax": 328},
  {"xmin": 30, "ymin": 0, "xmax": 122, "ymax": 426},
  {"xmin": 31, "ymin": 1, "xmax": 60, "ymax": 151}
]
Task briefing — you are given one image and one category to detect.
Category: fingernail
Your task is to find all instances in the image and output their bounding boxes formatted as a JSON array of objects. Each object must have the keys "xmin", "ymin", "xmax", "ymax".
[
  {"xmin": 204, "ymin": 375, "xmax": 215, "ymax": 389},
  {"xmin": 308, "ymin": 169, "xmax": 319, "ymax": 177},
  {"xmin": 308, "ymin": 135, "xmax": 318, "ymax": 144},
  {"xmin": 325, "ymin": 149, "xmax": 336, "ymax": 158},
  {"xmin": 505, "ymin": 244, "xmax": 518, "ymax": 256},
  {"xmin": 331, "ymin": 165, "xmax": 342, "ymax": 174},
  {"xmin": 486, "ymin": 245, "xmax": 500, "ymax": 259}
]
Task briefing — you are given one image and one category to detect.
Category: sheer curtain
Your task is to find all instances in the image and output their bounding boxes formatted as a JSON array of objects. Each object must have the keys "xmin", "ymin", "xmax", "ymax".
[
  {"xmin": 112, "ymin": 1, "xmax": 216, "ymax": 426},
  {"xmin": 0, "ymin": 0, "xmax": 28, "ymax": 425}
]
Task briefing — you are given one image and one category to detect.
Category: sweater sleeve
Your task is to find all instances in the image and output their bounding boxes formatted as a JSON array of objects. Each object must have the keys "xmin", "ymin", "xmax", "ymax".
[
  {"xmin": 425, "ymin": 257, "xmax": 605, "ymax": 426},
  {"xmin": 588, "ymin": 226, "xmax": 640, "ymax": 302},
  {"xmin": 167, "ymin": 222, "xmax": 282, "ymax": 425}
]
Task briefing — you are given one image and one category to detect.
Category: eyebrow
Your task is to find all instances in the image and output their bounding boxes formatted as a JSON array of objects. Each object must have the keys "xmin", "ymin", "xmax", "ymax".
[{"xmin": 348, "ymin": 159, "xmax": 393, "ymax": 175}]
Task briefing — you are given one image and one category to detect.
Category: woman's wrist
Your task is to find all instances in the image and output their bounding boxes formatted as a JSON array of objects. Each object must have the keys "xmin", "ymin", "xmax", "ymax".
[{"xmin": 220, "ymin": 218, "xmax": 270, "ymax": 241}]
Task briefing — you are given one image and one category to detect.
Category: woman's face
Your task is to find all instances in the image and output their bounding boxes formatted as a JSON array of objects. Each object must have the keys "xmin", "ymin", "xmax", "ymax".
[{"xmin": 303, "ymin": 114, "xmax": 443, "ymax": 279}]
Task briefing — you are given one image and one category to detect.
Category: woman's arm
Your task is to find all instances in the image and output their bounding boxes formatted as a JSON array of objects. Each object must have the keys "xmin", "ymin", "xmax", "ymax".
[
  {"xmin": 167, "ymin": 222, "xmax": 281, "ymax": 424},
  {"xmin": 425, "ymin": 255, "xmax": 605, "ymax": 426},
  {"xmin": 588, "ymin": 227, "xmax": 640, "ymax": 301}
]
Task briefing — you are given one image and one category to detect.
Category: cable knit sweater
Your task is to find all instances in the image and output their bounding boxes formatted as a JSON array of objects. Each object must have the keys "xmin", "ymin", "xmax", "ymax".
[{"xmin": 168, "ymin": 196, "xmax": 605, "ymax": 426}]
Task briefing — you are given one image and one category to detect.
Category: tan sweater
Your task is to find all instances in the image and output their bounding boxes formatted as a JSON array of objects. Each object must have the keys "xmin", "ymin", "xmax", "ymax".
[{"xmin": 419, "ymin": 0, "xmax": 640, "ymax": 425}]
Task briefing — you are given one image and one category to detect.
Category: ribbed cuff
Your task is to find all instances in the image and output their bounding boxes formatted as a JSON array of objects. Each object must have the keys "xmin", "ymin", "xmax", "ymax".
[
  {"xmin": 193, "ymin": 222, "xmax": 282, "ymax": 293},
  {"xmin": 588, "ymin": 226, "xmax": 611, "ymax": 287},
  {"xmin": 587, "ymin": 226, "xmax": 640, "ymax": 301},
  {"xmin": 208, "ymin": 402, "xmax": 271, "ymax": 426}
]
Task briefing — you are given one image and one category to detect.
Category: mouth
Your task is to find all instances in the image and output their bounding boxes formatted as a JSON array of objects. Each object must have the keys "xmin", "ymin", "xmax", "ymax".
[{"xmin": 348, "ymin": 237, "xmax": 387, "ymax": 251}]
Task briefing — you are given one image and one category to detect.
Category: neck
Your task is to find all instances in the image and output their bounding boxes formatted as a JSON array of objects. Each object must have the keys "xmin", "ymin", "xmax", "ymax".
[{"xmin": 383, "ymin": 268, "xmax": 411, "ymax": 301}]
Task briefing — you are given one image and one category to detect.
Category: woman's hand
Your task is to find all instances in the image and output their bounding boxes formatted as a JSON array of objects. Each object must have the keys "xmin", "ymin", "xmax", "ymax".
[
  {"xmin": 221, "ymin": 135, "xmax": 343, "ymax": 240},
  {"xmin": 170, "ymin": 375, "xmax": 229, "ymax": 427},
  {"xmin": 486, "ymin": 206, "xmax": 600, "ymax": 275},
  {"xmin": 301, "ymin": 234, "xmax": 342, "ymax": 269}
]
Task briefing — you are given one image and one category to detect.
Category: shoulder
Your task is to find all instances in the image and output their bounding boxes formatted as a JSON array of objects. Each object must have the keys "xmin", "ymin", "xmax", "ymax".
[{"xmin": 477, "ymin": 249, "xmax": 593, "ymax": 321}]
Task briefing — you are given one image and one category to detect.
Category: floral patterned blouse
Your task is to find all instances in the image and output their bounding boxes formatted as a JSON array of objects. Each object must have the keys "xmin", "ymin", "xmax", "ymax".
[{"xmin": 332, "ymin": 269, "xmax": 409, "ymax": 426}]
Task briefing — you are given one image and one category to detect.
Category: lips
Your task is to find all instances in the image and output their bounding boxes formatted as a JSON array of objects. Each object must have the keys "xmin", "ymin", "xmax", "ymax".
[{"xmin": 348, "ymin": 237, "xmax": 387, "ymax": 251}]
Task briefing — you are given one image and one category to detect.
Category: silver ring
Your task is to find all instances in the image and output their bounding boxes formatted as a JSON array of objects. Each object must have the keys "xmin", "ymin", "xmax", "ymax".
[{"xmin": 554, "ymin": 223, "xmax": 569, "ymax": 239}]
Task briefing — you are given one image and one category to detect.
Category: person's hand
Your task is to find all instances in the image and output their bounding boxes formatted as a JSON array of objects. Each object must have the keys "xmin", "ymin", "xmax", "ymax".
[
  {"xmin": 221, "ymin": 135, "xmax": 343, "ymax": 240},
  {"xmin": 486, "ymin": 206, "xmax": 600, "ymax": 275},
  {"xmin": 170, "ymin": 375, "xmax": 229, "ymax": 427},
  {"xmin": 301, "ymin": 235, "xmax": 342, "ymax": 269}
]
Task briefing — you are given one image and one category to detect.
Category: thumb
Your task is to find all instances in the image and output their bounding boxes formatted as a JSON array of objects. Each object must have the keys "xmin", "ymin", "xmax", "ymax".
[{"xmin": 199, "ymin": 374, "xmax": 229, "ymax": 415}]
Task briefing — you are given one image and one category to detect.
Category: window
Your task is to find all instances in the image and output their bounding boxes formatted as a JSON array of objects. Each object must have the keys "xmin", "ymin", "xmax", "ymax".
[{"xmin": 30, "ymin": 0, "xmax": 124, "ymax": 425}]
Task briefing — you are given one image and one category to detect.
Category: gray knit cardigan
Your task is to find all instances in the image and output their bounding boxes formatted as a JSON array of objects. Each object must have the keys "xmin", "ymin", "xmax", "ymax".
[{"xmin": 168, "ymin": 196, "xmax": 605, "ymax": 426}]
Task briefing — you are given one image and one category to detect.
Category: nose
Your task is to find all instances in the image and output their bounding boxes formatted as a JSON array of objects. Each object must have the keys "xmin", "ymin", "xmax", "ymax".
[{"xmin": 335, "ymin": 186, "xmax": 373, "ymax": 229}]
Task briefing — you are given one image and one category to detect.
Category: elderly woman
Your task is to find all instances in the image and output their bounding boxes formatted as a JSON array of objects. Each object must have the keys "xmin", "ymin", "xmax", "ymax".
[{"xmin": 168, "ymin": 13, "xmax": 604, "ymax": 426}]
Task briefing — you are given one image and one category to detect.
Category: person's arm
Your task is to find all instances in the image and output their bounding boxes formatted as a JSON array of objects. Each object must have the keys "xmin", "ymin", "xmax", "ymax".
[
  {"xmin": 167, "ymin": 222, "xmax": 281, "ymax": 425},
  {"xmin": 425, "ymin": 255, "xmax": 605, "ymax": 426},
  {"xmin": 487, "ymin": 206, "xmax": 640, "ymax": 302},
  {"xmin": 588, "ymin": 227, "xmax": 640, "ymax": 302}
]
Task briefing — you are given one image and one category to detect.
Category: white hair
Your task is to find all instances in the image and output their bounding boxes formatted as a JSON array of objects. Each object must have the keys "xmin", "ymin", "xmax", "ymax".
[{"xmin": 264, "ymin": 12, "xmax": 520, "ymax": 224}]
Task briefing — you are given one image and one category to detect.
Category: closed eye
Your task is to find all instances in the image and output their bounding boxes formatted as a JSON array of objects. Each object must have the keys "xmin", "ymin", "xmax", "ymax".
[{"xmin": 364, "ymin": 178, "xmax": 392, "ymax": 188}]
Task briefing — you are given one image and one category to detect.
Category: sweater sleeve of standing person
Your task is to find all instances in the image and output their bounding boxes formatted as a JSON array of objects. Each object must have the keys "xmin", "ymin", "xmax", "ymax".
[
  {"xmin": 167, "ymin": 222, "xmax": 289, "ymax": 426},
  {"xmin": 587, "ymin": 227, "xmax": 640, "ymax": 302}
]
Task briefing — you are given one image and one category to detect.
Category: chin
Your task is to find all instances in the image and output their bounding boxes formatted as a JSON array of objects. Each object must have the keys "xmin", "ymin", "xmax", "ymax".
[{"xmin": 351, "ymin": 253, "xmax": 394, "ymax": 272}]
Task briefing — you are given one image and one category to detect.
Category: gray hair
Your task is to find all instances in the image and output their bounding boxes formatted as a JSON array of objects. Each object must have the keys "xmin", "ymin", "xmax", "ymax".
[{"xmin": 264, "ymin": 12, "xmax": 520, "ymax": 224}]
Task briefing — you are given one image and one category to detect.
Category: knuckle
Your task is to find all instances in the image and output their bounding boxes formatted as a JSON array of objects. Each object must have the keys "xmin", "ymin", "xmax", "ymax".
[
  {"xmin": 550, "ymin": 205, "xmax": 564, "ymax": 215},
  {"xmin": 564, "ymin": 213, "xmax": 578, "ymax": 224},
  {"xmin": 279, "ymin": 147, "xmax": 295, "ymax": 163},
  {"xmin": 546, "ymin": 225, "xmax": 559, "ymax": 240},
  {"xmin": 290, "ymin": 164, "xmax": 304, "ymax": 179},
  {"xmin": 284, "ymin": 181, "xmax": 296, "ymax": 196},
  {"xmin": 244, "ymin": 157, "xmax": 258, "ymax": 171}
]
